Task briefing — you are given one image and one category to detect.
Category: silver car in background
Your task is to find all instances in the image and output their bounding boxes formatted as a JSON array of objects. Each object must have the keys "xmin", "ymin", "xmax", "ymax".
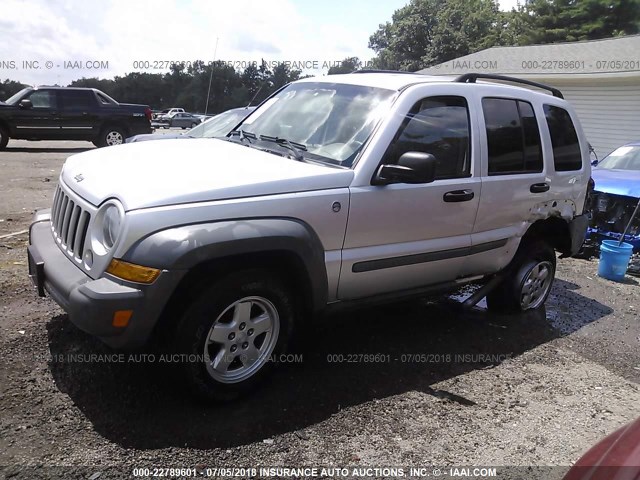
[
  {"xmin": 127, "ymin": 106, "xmax": 255, "ymax": 143},
  {"xmin": 167, "ymin": 112, "xmax": 202, "ymax": 129}
]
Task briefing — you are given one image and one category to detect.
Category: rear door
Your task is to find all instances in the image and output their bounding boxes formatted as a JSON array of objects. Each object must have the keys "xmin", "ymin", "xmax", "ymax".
[
  {"xmin": 58, "ymin": 90, "xmax": 98, "ymax": 139},
  {"xmin": 338, "ymin": 86, "xmax": 481, "ymax": 300},
  {"xmin": 464, "ymin": 95, "xmax": 549, "ymax": 277}
]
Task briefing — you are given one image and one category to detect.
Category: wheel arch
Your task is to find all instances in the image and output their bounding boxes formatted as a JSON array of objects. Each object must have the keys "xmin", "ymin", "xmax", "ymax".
[
  {"xmin": 523, "ymin": 217, "xmax": 570, "ymax": 252},
  {"xmin": 121, "ymin": 218, "xmax": 329, "ymax": 341},
  {"xmin": 0, "ymin": 119, "xmax": 11, "ymax": 136}
]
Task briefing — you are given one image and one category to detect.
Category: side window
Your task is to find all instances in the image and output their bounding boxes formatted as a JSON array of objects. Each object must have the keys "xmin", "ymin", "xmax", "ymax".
[
  {"xmin": 384, "ymin": 96, "xmax": 471, "ymax": 179},
  {"xmin": 543, "ymin": 105, "xmax": 582, "ymax": 171},
  {"xmin": 96, "ymin": 92, "xmax": 112, "ymax": 105},
  {"xmin": 26, "ymin": 90, "xmax": 55, "ymax": 109},
  {"xmin": 60, "ymin": 90, "xmax": 93, "ymax": 111},
  {"xmin": 482, "ymin": 98, "xmax": 543, "ymax": 175}
]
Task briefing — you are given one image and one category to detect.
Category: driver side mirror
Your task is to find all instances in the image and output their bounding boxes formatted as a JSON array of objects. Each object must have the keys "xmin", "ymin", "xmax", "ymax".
[
  {"xmin": 373, "ymin": 152, "xmax": 437, "ymax": 185},
  {"xmin": 591, "ymin": 159, "xmax": 599, "ymax": 167},
  {"xmin": 19, "ymin": 99, "xmax": 33, "ymax": 109}
]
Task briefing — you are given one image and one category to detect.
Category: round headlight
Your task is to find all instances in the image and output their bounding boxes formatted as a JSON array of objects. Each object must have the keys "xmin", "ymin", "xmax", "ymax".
[{"xmin": 101, "ymin": 204, "xmax": 122, "ymax": 249}]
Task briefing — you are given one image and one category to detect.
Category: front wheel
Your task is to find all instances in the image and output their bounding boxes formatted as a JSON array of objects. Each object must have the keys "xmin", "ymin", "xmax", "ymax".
[
  {"xmin": 175, "ymin": 270, "xmax": 295, "ymax": 401},
  {"xmin": 0, "ymin": 125, "xmax": 9, "ymax": 150},
  {"xmin": 487, "ymin": 241, "xmax": 556, "ymax": 313}
]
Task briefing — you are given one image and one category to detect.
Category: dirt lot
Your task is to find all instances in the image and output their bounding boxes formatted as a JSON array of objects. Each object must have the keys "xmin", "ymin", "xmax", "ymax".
[{"xmin": 1, "ymin": 139, "xmax": 639, "ymax": 480}]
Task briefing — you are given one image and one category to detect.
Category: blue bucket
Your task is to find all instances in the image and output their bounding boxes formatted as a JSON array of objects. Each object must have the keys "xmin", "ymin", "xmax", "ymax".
[{"xmin": 598, "ymin": 240, "xmax": 634, "ymax": 281}]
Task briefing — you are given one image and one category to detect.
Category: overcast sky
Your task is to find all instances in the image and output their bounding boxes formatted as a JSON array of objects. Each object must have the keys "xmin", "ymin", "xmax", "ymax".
[{"xmin": 0, "ymin": 0, "xmax": 522, "ymax": 86}]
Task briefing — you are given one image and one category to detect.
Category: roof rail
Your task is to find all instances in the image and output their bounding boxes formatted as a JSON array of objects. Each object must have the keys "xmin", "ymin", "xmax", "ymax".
[
  {"xmin": 454, "ymin": 73, "xmax": 564, "ymax": 99},
  {"xmin": 354, "ymin": 69, "xmax": 421, "ymax": 75}
]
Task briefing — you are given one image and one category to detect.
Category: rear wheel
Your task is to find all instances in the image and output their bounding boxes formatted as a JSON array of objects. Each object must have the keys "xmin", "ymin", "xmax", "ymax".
[
  {"xmin": 190, "ymin": 122, "xmax": 197, "ymax": 128},
  {"xmin": 175, "ymin": 270, "xmax": 295, "ymax": 401},
  {"xmin": 487, "ymin": 241, "xmax": 556, "ymax": 313},
  {"xmin": 98, "ymin": 126, "xmax": 126, "ymax": 147},
  {"xmin": 0, "ymin": 125, "xmax": 9, "ymax": 150}
]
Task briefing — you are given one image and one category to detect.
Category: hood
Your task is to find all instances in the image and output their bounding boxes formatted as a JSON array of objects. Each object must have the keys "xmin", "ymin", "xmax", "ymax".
[
  {"xmin": 62, "ymin": 138, "xmax": 354, "ymax": 210},
  {"xmin": 592, "ymin": 168, "xmax": 640, "ymax": 198},
  {"xmin": 127, "ymin": 132, "xmax": 184, "ymax": 143}
]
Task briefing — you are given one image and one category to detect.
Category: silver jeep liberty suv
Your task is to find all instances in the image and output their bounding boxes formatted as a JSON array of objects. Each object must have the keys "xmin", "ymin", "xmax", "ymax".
[{"xmin": 28, "ymin": 72, "xmax": 590, "ymax": 400}]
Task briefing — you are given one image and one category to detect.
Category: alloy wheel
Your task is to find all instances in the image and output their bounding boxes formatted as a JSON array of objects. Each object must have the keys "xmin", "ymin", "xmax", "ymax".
[{"xmin": 203, "ymin": 296, "xmax": 280, "ymax": 384}]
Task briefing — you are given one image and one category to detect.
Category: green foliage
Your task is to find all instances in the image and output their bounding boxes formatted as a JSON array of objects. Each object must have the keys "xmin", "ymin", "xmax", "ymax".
[
  {"xmin": 369, "ymin": 0, "xmax": 640, "ymax": 70},
  {"xmin": 522, "ymin": 0, "xmax": 640, "ymax": 43},
  {"xmin": 369, "ymin": 0, "xmax": 505, "ymax": 70}
]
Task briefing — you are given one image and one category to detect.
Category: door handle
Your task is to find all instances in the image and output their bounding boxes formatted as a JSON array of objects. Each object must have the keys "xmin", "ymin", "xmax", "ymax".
[
  {"xmin": 530, "ymin": 183, "xmax": 550, "ymax": 193},
  {"xmin": 443, "ymin": 189, "xmax": 475, "ymax": 202}
]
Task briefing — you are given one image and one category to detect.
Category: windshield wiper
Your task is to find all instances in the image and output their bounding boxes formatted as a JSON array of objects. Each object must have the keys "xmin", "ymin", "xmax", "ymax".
[
  {"xmin": 259, "ymin": 135, "xmax": 306, "ymax": 161},
  {"xmin": 228, "ymin": 129, "xmax": 256, "ymax": 144}
]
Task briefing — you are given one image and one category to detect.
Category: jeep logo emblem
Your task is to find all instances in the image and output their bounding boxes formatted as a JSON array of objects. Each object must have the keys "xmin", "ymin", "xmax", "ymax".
[{"xmin": 74, "ymin": 174, "xmax": 84, "ymax": 182}]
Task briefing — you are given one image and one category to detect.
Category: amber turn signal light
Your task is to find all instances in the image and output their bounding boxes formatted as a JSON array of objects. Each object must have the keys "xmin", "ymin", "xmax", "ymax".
[
  {"xmin": 112, "ymin": 310, "xmax": 133, "ymax": 328},
  {"xmin": 106, "ymin": 259, "xmax": 161, "ymax": 284}
]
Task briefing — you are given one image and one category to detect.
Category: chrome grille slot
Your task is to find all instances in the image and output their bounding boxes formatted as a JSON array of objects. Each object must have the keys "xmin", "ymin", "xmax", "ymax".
[{"xmin": 50, "ymin": 185, "xmax": 92, "ymax": 260}]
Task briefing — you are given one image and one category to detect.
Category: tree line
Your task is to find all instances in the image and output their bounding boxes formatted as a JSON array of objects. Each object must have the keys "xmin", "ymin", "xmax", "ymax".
[{"xmin": 2, "ymin": 0, "xmax": 638, "ymax": 111}]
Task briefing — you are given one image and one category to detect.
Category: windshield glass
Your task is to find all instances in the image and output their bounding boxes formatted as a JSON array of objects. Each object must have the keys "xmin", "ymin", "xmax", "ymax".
[
  {"xmin": 188, "ymin": 108, "xmax": 254, "ymax": 138},
  {"xmin": 234, "ymin": 82, "xmax": 395, "ymax": 167},
  {"xmin": 4, "ymin": 88, "xmax": 31, "ymax": 105},
  {"xmin": 598, "ymin": 145, "xmax": 640, "ymax": 171}
]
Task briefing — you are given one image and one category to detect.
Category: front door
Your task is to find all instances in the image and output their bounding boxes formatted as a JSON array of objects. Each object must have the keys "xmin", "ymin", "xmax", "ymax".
[
  {"xmin": 338, "ymin": 91, "xmax": 481, "ymax": 300},
  {"xmin": 12, "ymin": 89, "xmax": 60, "ymax": 139}
]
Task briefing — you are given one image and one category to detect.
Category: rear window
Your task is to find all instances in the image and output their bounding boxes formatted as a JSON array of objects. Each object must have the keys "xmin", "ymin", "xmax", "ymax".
[
  {"xmin": 59, "ymin": 90, "xmax": 94, "ymax": 111},
  {"xmin": 482, "ymin": 98, "xmax": 543, "ymax": 175},
  {"xmin": 543, "ymin": 105, "xmax": 582, "ymax": 171}
]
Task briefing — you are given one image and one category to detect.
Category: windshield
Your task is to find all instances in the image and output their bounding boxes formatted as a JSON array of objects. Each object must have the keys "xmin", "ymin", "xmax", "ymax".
[
  {"xmin": 4, "ymin": 88, "xmax": 31, "ymax": 105},
  {"xmin": 598, "ymin": 145, "xmax": 640, "ymax": 171},
  {"xmin": 233, "ymin": 82, "xmax": 395, "ymax": 167},
  {"xmin": 188, "ymin": 108, "xmax": 254, "ymax": 138}
]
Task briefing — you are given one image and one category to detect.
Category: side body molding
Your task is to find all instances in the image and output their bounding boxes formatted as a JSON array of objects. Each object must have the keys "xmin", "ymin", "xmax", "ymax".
[{"xmin": 121, "ymin": 218, "xmax": 329, "ymax": 312}]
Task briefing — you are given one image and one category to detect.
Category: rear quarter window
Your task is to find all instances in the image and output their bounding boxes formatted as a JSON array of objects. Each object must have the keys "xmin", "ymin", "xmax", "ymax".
[{"xmin": 543, "ymin": 104, "xmax": 582, "ymax": 171}]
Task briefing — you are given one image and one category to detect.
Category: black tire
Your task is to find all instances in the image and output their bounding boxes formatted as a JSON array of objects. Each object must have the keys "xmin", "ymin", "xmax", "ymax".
[
  {"xmin": 486, "ymin": 240, "xmax": 556, "ymax": 313},
  {"xmin": 0, "ymin": 125, "xmax": 9, "ymax": 150},
  {"xmin": 190, "ymin": 122, "xmax": 197, "ymax": 128},
  {"xmin": 175, "ymin": 269, "xmax": 295, "ymax": 401},
  {"xmin": 98, "ymin": 126, "xmax": 126, "ymax": 147}
]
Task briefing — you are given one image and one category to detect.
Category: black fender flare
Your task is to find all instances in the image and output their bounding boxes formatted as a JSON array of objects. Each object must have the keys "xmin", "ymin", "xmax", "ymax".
[{"xmin": 121, "ymin": 218, "xmax": 328, "ymax": 312}]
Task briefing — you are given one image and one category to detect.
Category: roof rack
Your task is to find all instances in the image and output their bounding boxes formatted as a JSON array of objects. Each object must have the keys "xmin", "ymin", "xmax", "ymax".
[
  {"xmin": 454, "ymin": 73, "xmax": 564, "ymax": 99},
  {"xmin": 354, "ymin": 69, "xmax": 421, "ymax": 75}
]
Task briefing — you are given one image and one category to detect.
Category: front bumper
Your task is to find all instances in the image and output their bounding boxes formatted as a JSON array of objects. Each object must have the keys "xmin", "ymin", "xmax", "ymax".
[{"xmin": 28, "ymin": 211, "xmax": 184, "ymax": 348}]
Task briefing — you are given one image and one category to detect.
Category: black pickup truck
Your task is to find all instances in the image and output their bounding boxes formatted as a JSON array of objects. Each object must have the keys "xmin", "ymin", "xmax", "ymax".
[{"xmin": 0, "ymin": 87, "xmax": 152, "ymax": 149}]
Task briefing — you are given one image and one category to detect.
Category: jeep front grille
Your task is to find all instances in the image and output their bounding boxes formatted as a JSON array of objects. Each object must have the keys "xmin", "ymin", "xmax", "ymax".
[{"xmin": 50, "ymin": 185, "xmax": 91, "ymax": 259}]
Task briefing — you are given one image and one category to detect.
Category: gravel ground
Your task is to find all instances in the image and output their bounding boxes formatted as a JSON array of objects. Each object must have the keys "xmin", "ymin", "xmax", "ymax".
[{"xmin": 0, "ymin": 139, "xmax": 639, "ymax": 480}]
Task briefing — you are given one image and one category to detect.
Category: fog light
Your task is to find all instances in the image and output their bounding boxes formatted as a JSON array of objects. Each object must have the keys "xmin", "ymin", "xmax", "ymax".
[
  {"xmin": 106, "ymin": 259, "xmax": 161, "ymax": 284},
  {"xmin": 84, "ymin": 250, "xmax": 94, "ymax": 267},
  {"xmin": 112, "ymin": 310, "xmax": 133, "ymax": 328}
]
